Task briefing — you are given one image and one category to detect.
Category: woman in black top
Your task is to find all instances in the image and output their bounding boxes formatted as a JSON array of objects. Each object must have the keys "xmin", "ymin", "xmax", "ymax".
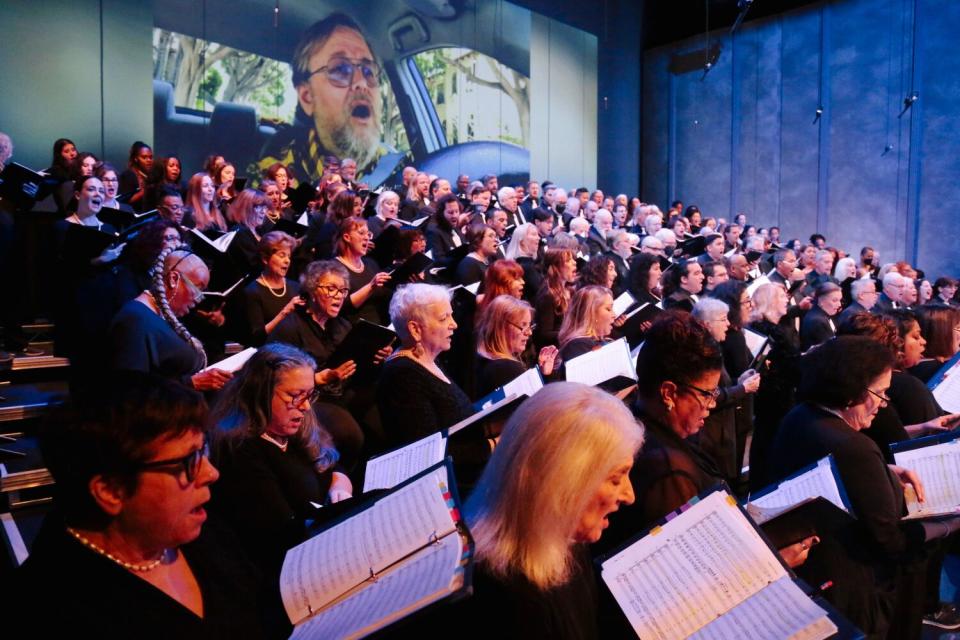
[
  {"xmin": 456, "ymin": 222, "xmax": 498, "ymax": 286},
  {"xmin": 211, "ymin": 344, "xmax": 351, "ymax": 581},
  {"xmin": 377, "ymin": 283, "xmax": 491, "ymax": 470},
  {"xmin": 474, "ymin": 295, "xmax": 558, "ymax": 399},
  {"xmin": 557, "ymin": 285, "xmax": 617, "ymax": 363},
  {"xmin": 533, "ymin": 248, "xmax": 577, "ymax": 349},
  {"xmin": 118, "ymin": 141, "xmax": 153, "ymax": 212},
  {"xmin": 627, "ymin": 252, "xmax": 664, "ymax": 305},
  {"xmin": 747, "ymin": 282, "xmax": 802, "ymax": 491},
  {"xmin": 226, "ymin": 188, "xmax": 270, "ymax": 273},
  {"xmin": 767, "ymin": 336, "xmax": 960, "ymax": 639},
  {"xmin": 236, "ymin": 231, "xmax": 301, "ymax": 347},
  {"xmin": 333, "ymin": 216, "xmax": 391, "ymax": 325},
  {"xmin": 912, "ymin": 304, "xmax": 960, "ymax": 382},
  {"xmin": 505, "ymin": 222, "xmax": 543, "ymax": 301},
  {"xmin": 108, "ymin": 246, "xmax": 232, "ymax": 392},
  {"xmin": 452, "ymin": 383, "xmax": 642, "ymax": 639},
  {"xmin": 12, "ymin": 373, "xmax": 268, "ymax": 639}
]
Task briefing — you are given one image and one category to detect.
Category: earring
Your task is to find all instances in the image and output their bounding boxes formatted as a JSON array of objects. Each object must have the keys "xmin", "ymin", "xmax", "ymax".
[
  {"xmin": 665, "ymin": 403, "xmax": 674, "ymax": 412},
  {"xmin": 412, "ymin": 342, "xmax": 425, "ymax": 358}
]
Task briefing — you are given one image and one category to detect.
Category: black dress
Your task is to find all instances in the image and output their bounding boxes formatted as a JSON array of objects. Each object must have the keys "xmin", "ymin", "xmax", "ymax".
[
  {"xmin": 211, "ymin": 436, "xmax": 335, "ymax": 580},
  {"xmin": 456, "ymin": 254, "xmax": 488, "ymax": 286},
  {"xmin": 474, "ymin": 355, "xmax": 525, "ymax": 400},
  {"xmin": 108, "ymin": 299, "xmax": 204, "ymax": 385},
  {"xmin": 515, "ymin": 255, "xmax": 543, "ymax": 303},
  {"xmin": 533, "ymin": 288, "xmax": 564, "ymax": 349},
  {"xmin": 235, "ymin": 278, "xmax": 297, "ymax": 347},
  {"xmin": 339, "ymin": 256, "xmax": 390, "ymax": 326},
  {"xmin": 10, "ymin": 515, "xmax": 271, "ymax": 639},
  {"xmin": 767, "ymin": 402, "xmax": 928, "ymax": 640}
]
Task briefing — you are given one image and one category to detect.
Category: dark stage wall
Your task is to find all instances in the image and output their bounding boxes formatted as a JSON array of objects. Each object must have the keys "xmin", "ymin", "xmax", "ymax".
[{"xmin": 641, "ymin": 0, "xmax": 959, "ymax": 277}]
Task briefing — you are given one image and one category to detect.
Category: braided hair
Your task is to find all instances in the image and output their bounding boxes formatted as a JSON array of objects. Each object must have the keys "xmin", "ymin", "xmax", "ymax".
[{"xmin": 149, "ymin": 245, "xmax": 207, "ymax": 368}]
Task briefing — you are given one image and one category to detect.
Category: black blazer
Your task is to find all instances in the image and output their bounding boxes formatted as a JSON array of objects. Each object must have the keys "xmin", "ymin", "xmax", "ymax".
[
  {"xmin": 425, "ymin": 222, "xmax": 462, "ymax": 268},
  {"xmin": 836, "ymin": 300, "xmax": 868, "ymax": 328},
  {"xmin": 799, "ymin": 305, "xmax": 836, "ymax": 351}
]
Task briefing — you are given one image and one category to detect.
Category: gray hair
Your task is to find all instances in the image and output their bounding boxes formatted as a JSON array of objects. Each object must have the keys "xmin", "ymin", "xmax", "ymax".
[
  {"xmin": 692, "ymin": 297, "xmax": 730, "ymax": 322},
  {"xmin": 851, "ymin": 276, "xmax": 876, "ymax": 299},
  {"xmin": 505, "ymin": 222, "xmax": 538, "ymax": 260},
  {"xmin": 374, "ymin": 190, "xmax": 400, "ymax": 217},
  {"xmin": 300, "ymin": 260, "xmax": 350, "ymax": 304},
  {"xmin": 655, "ymin": 228, "xmax": 677, "ymax": 248},
  {"xmin": 496, "ymin": 186, "xmax": 515, "ymax": 203},
  {"xmin": 606, "ymin": 228, "xmax": 629, "ymax": 250},
  {"xmin": 389, "ymin": 283, "xmax": 451, "ymax": 343}
]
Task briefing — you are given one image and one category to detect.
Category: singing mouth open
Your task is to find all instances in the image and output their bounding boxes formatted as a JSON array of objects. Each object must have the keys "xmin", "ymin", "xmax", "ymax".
[{"xmin": 351, "ymin": 102, "xmax": 372, "ymax": 119}]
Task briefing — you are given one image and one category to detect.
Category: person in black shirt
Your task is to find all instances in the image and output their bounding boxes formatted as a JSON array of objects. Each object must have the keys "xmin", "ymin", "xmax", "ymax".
[
  {"xmin": 456, "ymin": 222, "xmax": 498, "ymax": 286},
  {"xmin": 557, "ymin": 285, "xmax": 617, "ymax": 363},
  {"xmin": 800, "ymin": 281, "xmax": 842, "ymax": 350},
  {"xmin": 236, "ymin": 231, "xmax": 301, "ymax": 347},
  {"xmin": 10, "ymin": 373, "xmax": 269, "ymax": 639},
  {"xmin": 333, "ymin": 216, "xmax": 391, "ymax": 325},
  {"xmin": 474, "ymin": 295, "xmax": 558, "ymax": 399},
  {"xmin": 118, "ymin": 141, "xmax": 153, "ymax": 212}
]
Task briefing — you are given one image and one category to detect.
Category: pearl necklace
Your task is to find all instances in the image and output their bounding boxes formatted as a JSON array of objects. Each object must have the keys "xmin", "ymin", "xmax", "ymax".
[
  {"xmin": 258, "ymin": 276, "xmax": 287, "ymax": 298},
  {"xmin": 66, "ymin": 527, "xmax": 176, "ymax": 572}
]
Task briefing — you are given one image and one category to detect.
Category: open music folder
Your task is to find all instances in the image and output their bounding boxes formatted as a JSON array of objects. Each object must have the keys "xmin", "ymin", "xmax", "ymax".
[
  {"xmin": 599, "ymin": 487, "xmax": 860, "ymax": 640},
  {"xmin": 471, "ymin": 366, "xmax": 544, "ymax": 412},
  {"xmin": 281, "ymin": 460, "xmax": 473, "ymax": 639},
  {"xmin": 565, "ymin": 337, "xmax": 637, "ymax": 391},
  {"xmin": 363, "ymin": 394, "xmax": 523, "ymax": 493},
  {"xmin": 745, "ymin": 456, "xmax": 856, "ymax": 548},
  {"xmin": 927, "ymin": 351, "xmax": 960, "ymax": 413},
  {"xmin": 891, "ymin": 429, "xmax": 960, "ymax": 519}
]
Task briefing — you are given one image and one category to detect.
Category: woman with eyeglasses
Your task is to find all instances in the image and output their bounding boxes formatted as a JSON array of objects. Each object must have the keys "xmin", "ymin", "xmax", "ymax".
[
  {"xmin": 12, "ymin": 372, "xmax": 268, "ymax": 638},
  {"xmin": 224, "ymin": 188, "xmax": 271, "ymax": 272},
  {"xmin": 108, "ymin": 246, "xmax": 232, "ymax": 392},
  {"xmin": 210, "ymin": 343, "xmax": 351, "ymax": 582},
  {"xmin": 474, "ymin": 295, "xmax": 558, "ymax": 400},
  {"xmin": 599, "ymin": 312, "xmax": 818, "ymax": 567},
  {"xmin": 95, "ymin": 162, "xmax": 132, "ymax": 212},
  {"xmin": 767, "ymin": 336, "xmax": 960, "ymax": 639},
  {"xmin": 270, "ymin": 260, "xmax": 384, "ymax": 467},
  {"xmin": 334, "ymin": 216, "xmax": 391, "ymax": 325}
]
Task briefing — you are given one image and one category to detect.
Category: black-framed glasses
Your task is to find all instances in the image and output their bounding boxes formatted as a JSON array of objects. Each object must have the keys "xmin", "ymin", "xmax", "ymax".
[
  {"xmin": 508, "ymin": 321, "xmax": 536, "ymax": 335},
  {"xmin": 866, "ymin": 387, "xmax": 891, "ymax": 405},
  {"xmin": 280, "ymin": 388, "xmax": 321, "ymax": 409},
  {"xmin": 680, "ymin": 382, "xmax": 721, "ymax": 406},
  {"xmin": 315, "ymin": 284, "xmax": 350, "ymax": 299},
  {"xmin": 136, "ymin": 439, "xmax": 210, "ymax": 484},
  {"xmin": 308, "ymin": 57, "xmax": 381, "ymax": 88}
]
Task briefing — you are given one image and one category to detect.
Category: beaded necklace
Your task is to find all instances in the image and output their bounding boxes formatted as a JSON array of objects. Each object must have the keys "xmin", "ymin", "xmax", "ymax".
[
  {"xmin": 66, "ymin": 527, "xmax": 176, "ymax": 572},
  {"xmin": 258, "ymin": 276, "xmax": 287, "ymax": 298}
]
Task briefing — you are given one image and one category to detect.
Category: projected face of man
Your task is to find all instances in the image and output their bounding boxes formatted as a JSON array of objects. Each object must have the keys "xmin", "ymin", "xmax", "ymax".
[{"xmin": 298, "ymin": 26, "xmax": 382, "ymax": 170}]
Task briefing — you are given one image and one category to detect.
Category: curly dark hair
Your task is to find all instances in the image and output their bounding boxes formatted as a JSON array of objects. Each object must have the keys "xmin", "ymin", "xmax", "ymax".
[
  {"xmin": 881, "ymin": 309, "xmax": 920, "ymax": 369},
  {"xmin": 796, "ymin": 335, "xmax": 894, "ymax": 408},
  {"xmin": 636, "ymin": 310, "xmax": 722, "ymax": 396},
  {"xmin": 579, "ymin": 255, "xmax": 614, "ymax": 288},
  {"xmin": 628, "ymin": 252, "xmax": 662, "ymax": 299}
]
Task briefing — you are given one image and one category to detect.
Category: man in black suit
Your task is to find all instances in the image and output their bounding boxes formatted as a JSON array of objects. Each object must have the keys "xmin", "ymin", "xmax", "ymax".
[
  {"xmin": 874, "ymin": 272, "xmax": 906, "ymax": 313},
  {"xmin": 837, "ymin": 278, "xmax": 879, "ymax": 327},
  {"xmin": 664, "ymin": 259, "xmax": 704, "ymax": 312},
  {"xmin": 498, "ymin": 186, "xmax": 525, "ymax": 229},
  {"xmin": 697, "ymin": 233, "xmax": 726, "ymax": 266},
  {"xmin": 519, "ymin": 180, "xmax": 540, "ymax": 217},
  {"xmin": 805, "ymin": 249, "xmax": 838, "ymax": 291},
  {"xmin": 605, "ymin": 229, "xmax": 633, "ymax": 297}
]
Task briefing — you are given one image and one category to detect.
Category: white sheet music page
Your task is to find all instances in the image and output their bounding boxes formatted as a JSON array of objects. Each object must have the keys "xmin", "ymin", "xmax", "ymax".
[
  {"xmin": 747, "ymin": 457, "xmax": 848, "ymax": 524},
  {"xmin": 690, "ymin": 576, "xmax": 836, "ymax": 640},
  {"xmin": 280, "ymin": 466, "xmax": 457, "ymax": 624},
  {"xmin": 894, "ymin": 439, "xmax": 960, "ymax": 518},
  {"xmin": 613, "ymin": 291, "xmax": 637, "ymax": 317},
  {"xmin": 202, "ymin": 347, "xmax": 256, "ymax": 373},
  {"xmin": 362, "ymin": 432, "xmax": 446, "ymax": 493},
  {"xmin": 601, "ymin": 491, "xmax": 787, "ymax": 640},
  {"xmin": 565, "ymin": 338, "xmax": 636, "ymax": 387},
  {"xmin": 502, "ymin": 367, "xmax": 543, "ymax": 402},
  {"xmin": 742, "ymin": 328, "xmax": 768, "ymax": 359},
  {"xmin": 289, "ymin": 533, "xmax": 464, "ymax": 640},
  {"xmin": 931, "ymin": 361, "xmax": 960, "ymax": 413}
]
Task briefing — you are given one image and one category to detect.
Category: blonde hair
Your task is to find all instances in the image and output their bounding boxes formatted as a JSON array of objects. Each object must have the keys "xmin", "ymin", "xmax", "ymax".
[
  {"xmin": 749, "ymin": 282, "xmax": 785, "ymax": 324},
  {"xmin": 476, "ymin": 295, "xmax": 533, "ymax": 361},
  {"xmin": 558, "ymin": 285, "xmax": 612, "ymax": 348},
  {"xmin": 465, "ymin": 382, "xmax": 643, "ymax": 588}
]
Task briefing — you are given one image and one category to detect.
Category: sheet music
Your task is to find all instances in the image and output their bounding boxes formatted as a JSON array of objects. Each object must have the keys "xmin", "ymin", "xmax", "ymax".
[
  {"xmin": 748, "ymin": 457, "xmax": 848, "ymax": 523},
  {"xmin": 690, "ymin": 576, "xmax": 836, "ymax": 640},
  {"xmin": 894, "ymin": 439, "xmax": 960, "ymax": 518},
  {"xmin": 448, "ymin": 394, "xmax": 520, "ymax": 436},
  {"xmin": 297, "ymin": 211, "xmax": 309, "ymax": 226},
  {"xmin": 746, "ymin": 275, "xmax": 771, "ymax": 297},
  {"xmin": 411, "ymin": 216, "xmax": 430, "ymax": 227},
  {"xmin": 501, "ymin": 367, "xmax": 543, "ymax": 402},
  {"xmin": 602, "ymin": 491, "xmax": 787, "ymax": 640},
  {"xmin": 742, "ymin": 328, "xmax": 768, "ymax": 359},
  {"xmin": 931, "ymin": 360, "xmax": 960, "ymax": 413},
  {"xmin": 613, "ymin": 291, "xmax": 637, "ymax": 317},
  {"xmin": 465, "ymin": 281, "xmax": 481, "ymax": 295},
  {"xmin": 565, "ymin": 338, "xmax": 636, "ymax": 387},
  {"xmin": 202, "ymin": 347, "xmax": 256, "ymax": 373},
  {"xmin": 190, "ymin": 228, "xmax": 237, "ymax": 251},
  {"xmin": 290, "ymin": 533, "xmax": 463, "ymax": 640},
  {"xmin": 280, "ymin": 466, "xmax": 456, "ymax": 624},
  {"xmin": 363, "ymin": 433, "xmax": 446, "ymax": 493},
  {"xmin": 624, "ymin": 302, "xmax": 651, "ymax": 320}
]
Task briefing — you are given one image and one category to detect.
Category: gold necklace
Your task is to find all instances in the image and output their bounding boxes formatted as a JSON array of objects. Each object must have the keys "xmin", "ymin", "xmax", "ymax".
[{"xmin": 66, "ymin": 527, "xmax": 176, "ymax": 572}]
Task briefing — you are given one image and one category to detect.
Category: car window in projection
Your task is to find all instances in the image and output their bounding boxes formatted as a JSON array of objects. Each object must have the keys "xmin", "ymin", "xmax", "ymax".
[{"xmin": 149, "ymin": 2, "xmax": 595, "ymax": 190}]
